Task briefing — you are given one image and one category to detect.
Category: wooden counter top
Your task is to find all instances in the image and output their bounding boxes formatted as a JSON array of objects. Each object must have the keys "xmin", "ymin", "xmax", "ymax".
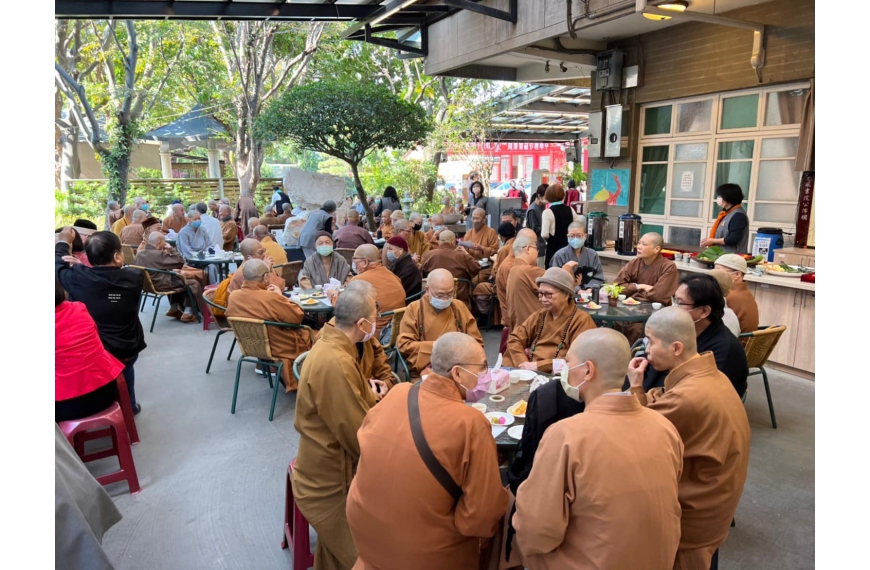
[{"xmin": 596, "ymin": 250, "xmax": 815, "ymax": 292}]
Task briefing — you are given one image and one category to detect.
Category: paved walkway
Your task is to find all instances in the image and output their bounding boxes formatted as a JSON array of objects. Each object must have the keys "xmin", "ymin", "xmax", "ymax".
[{"xmin": 94, "ymin": 304, "xmax": 814, "ymax": 569}]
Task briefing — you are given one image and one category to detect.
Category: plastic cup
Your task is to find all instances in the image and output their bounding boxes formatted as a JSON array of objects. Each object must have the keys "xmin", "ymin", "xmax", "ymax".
[
  {"xmin": 471, "ymin": 403, "xmax": 487, "ymax": 414},
  {"xmin": 618, "ymin": 295, "xmax": 626, "ymax": 302},
  {"xmin": 652, "ymin": 302, "xmax": 663, "ymax": 310}
]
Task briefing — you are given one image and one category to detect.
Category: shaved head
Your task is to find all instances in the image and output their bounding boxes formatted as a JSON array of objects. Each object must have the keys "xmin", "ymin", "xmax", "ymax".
[
  {"xmin": 381, "ymin": 209, "xmax": 392, "ymax": 220},
  {"xmin": 123, "ymin": 205, "xmax": 136, "ymax": 216},
  {"xmin": 431, "ymin": 332, "xmax": 485, "ymax": 376},
  {"xmin": 438, "ymin": 230, "xmax": 456, "ymax": 244},
  {"xmin": 643, "ymin": 232, "xmax": 664, "ymax": 248},
  {"xmin": 645, "ymin": 307, "xmax": 698, "ymax": 353},
  {"xmin": 568, "ymin": 329, "xmax": 631, "ymax": 388},
  {"xmin": 242, "ymin": 258, "xmax": 270, "ymax": 282},
  {"xmin": 410, "ymin": 212, "xmax": 423, "ymax": 223},
  {"xmin": 517, "ymin": 228, "xmax": 536, "ymax": 241},
  {"xmin": 354, "ymin": 244, "xmax": 381, "ymax": 263},
  {"xmin": 427, "ymin": 268, "xmax": 454, "ymax": 290},
  {"xmin": 334, "ymin": 288, "xmax": 376, "ymax": 327},
  {"xmin": 430, "ymin": 214, "xmax": 444, "ymax": 225},
  {"xmin": 148, "ymin": 231, "xmax": 165, "ymax": 248},
  {"xmin": 513, "ymin": 234, "xmax": 536, "ymax": 255},
  {"xmin": 253, "ymin": 225, "xmax": 270, "ymax": 240},
  {"xmin": 344, "ymin": 278, "xmax": 376, "ymax": 301},
  {"xmin": 219, "ymin": 205, "xmax": 231, "ymax": 217},
  {"xmin": 240, "ymin": 238, "xmax": 264, "ymax": 258},
  {"xmin": 132, "ymin": 210, "xmax": 147, "ymax": 222},
  {"xmin": 248, "ymin": 217, "xmax": 260, "ymax": 229},
  {"xmin": 347, "ymin": 209, "xmax": 360, "ymax": 222},
  {"xmin": 708, "ymin": 268, "xmax": 733, "ymax": 296},
  {"xmin": 172, "ymin": 204, "xmax": 185, "ymax": 216},
  {"xmin": 394, "ymin": 219, "xmax": 410, "ymax": 232}
]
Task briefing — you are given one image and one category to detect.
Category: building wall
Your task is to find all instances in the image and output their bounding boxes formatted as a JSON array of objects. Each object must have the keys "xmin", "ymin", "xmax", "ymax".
[
  {"xmin": 77, "ymin": 142, "xmax": 162, "ymax": 179},
  {"xmin": 585, "ymin": 0, "xmax": 814, "ymax": 242}
]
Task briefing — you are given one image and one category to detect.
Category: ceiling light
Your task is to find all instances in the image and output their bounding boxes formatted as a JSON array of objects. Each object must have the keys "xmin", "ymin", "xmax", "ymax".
[
  {"xmin": 643, "ymin": 0, "xmax": 689, "ymax": 20},
  {"xmin": 371, "ymin": 0, "xmax": 421, "ymax": 26}
]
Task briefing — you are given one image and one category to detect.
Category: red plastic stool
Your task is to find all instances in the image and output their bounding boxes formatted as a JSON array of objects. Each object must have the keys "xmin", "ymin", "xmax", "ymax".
[
  {"xmin": 202, "ymin": 284, "xmax": 219, "ymax": 331},
  {"xmin": 281, "ymin": 458, "xmax": 315, "ymax": 570},
  {"xmin": 59, "ymin": 402, "xmax": 141, "ymax": 495},
  {"xmin": 74, "ymin": 373, "xmax": 140, "ymax": 448},
  {"xmin": 499, "ymin": 327, "xmax": 510, "ymax": 355}
]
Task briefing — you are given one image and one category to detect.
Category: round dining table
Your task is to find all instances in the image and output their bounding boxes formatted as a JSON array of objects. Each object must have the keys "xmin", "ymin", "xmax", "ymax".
[
  {"xmin": 283, "ymin": 288, "xmax": 336, "ymax": 315},
  {"xmin": 576, "ymin": 299, "xmax": 659, "ymax": 328},
  {"xmin": 184, "ymin": 253, "xmax": 242, "ymax": 282}
]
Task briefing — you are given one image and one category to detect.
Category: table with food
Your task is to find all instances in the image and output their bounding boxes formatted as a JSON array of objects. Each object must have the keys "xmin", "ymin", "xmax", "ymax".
[{"xmin": 283, "ymin": 287, "xmax": 339, "ymax": 314}]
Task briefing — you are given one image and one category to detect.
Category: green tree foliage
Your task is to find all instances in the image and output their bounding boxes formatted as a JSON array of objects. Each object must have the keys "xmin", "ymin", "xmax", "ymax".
[
  {"xmin": 255, "ymin": 80, "xmax": 432, "ymax": 228},
  {"xmin": 359, "ymin": 151, "xmax": 438, "ymax": 213}
]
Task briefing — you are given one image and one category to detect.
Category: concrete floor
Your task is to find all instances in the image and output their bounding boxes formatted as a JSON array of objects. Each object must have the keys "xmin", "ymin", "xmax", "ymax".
[{"xmin": 94, "ymin": 304, "xmax": 815, "ymax": 569}]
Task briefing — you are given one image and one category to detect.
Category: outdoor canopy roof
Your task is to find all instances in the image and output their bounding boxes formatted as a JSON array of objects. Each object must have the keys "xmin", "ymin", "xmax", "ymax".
[
  {"xmin": 487, "ymin": 84, "xmax": 589, "ymax": 142},
  {"xmin": 143, "ymin": 105, "xmax": 230, "ymax": 150}
]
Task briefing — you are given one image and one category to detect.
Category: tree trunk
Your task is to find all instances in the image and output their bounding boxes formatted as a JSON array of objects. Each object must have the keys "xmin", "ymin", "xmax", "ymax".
[
  {"xmin": 351, "ymin": 162, "xmax": 376, "ymax": 230},
  {"xmin": 60, "ymin": 127, "xmax": 80, "ymax": 188},
  {"xmin": 235, "ymin": 127, "xmax": 264, "ymax": 201}
]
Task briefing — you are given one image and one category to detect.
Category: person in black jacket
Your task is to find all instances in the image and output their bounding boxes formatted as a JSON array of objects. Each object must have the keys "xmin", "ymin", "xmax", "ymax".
[
  {"xmin": 56, "ymin": 228, "xmax": 147, "ymax": 413},
  {"xmin": 626, "ymin": 273, "xmax": 748, "ymax": 397}
]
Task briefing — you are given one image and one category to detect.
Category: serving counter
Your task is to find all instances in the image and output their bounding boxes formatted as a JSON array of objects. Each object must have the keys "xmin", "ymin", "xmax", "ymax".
[{"xmin": 596, "ymin": 250, "xmax": 815, "ymax": 379}]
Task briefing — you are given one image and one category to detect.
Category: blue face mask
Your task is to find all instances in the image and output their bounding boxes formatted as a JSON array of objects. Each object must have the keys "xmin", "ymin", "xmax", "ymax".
[
  {"xmin": 386, "ymin": 250, "xmax": 398, "ymax": 263},
  {"xmin": 141, "ymin": 204, "xmax": 149, "ymax": 212},
  {"xmin": 317, "ymin": 245, "xmax": 333, "ymax": 256},
  {"xmin": 192, "ymin": 220, "xmax": 202, "ymax": 229},
  {"xmin": 569, "ymin": 237, "xmax": 586, "ymax": 249}
]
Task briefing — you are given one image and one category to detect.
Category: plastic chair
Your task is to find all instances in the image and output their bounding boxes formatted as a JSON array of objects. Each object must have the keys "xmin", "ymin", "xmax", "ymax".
[
  {"xmin": 292, "ymin": 350, "xmax": 309, "ymax": 383},
  {"xmin": 380, "ymin": 308, "xmax": 410, "ymax": 381},
  {"xmin": 281, "ymin": 458, "xmax": 315, "ymax": 570},
  {"xmin": 58, "ymin": 402, "xmax": 141, "ymax": 495},
  {"xmin": 203, "ymin": 289, "xmax": 236, "ymax": 373},
  {"xmin": 404, "ymin": 290, "xmax": 424, "ymax": 303},
  {"xmin": 121, "ymin": 244, "xmax": 137, "ymax": 266},
  {"xmin": 274, "ymin": 260, "xmax": 303, "ymax": 288},
  {"xmin": 130, "ymin": 265, "xmax": 202, "ymax": 333},
  {"xmin": 227, "ymin": 317, "xmax": 314, "ymax": 421},
  {"xmin": 739, "ymin": 325, "xmax": 787, "ymax": 429},
  {"xmin": 335, "ymin": 248, "xmax": 356, "ymax": 266},
  {"xmin": 453, "ymin": 277, "xmax": 474, "ymax": 306}
]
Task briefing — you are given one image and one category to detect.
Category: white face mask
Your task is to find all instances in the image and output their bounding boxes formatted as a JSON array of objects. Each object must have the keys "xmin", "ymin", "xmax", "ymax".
[
  {"xmin": 360, "ymin": 318, "xmax": 376, "ymax": 342},
  {"xmin": 560, "ymin": 363, "xmax": 588, "ymax": 402}
]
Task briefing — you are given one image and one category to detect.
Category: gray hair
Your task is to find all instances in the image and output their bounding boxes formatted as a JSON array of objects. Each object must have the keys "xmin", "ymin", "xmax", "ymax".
[
  {"xmin": 123, "ymin": 205, "xmax": 136, "ymax": 216},
  {"xmin": 394, "ymin": 219, "xmax": 410, "ymax": 232},
  {"xmin": 107, "ymin": 200, "xmax": 119, "ymax": 210},
  {"xmin": 282, "ymin": 203, "xmax": 292, "ymax": 212},
  {"xmin": 334, "ymin": 288, "xmax": 375, "ymax": 327},
  {"xmin": 133, "ymin": 197, "xmax": 146, "ymax": 206},
  {"xmin": 185, "ymin": 210, "xmax": 200, "ymax": 220},
  {"xmin": 147, "ymin": 231, "xmax": 165, "ymax": 247},
  {"xmin": 132, "ymin": 209, "xmax": 147, "ymax": 222},
  {"xmin": 208, "ymin": 200, "xmax": 218, "ymax": 208},
  {"xmin": 195, "ymin": 202, "xmax": 208, "ymax": 215},
  {"xmin": 568, "ymin": 221, "xmax": 585, "ymax": 232},
  {"xmin": 242, "ymin": 258, "xmax": 269, "ymax": 282},
  {"xmin": 512, "ymin": 234, "xmax": 535, "ymax": 255},
  {"xmin": 409, "ymin": 212, "xmax": 423, "ymax": 223},
  {"xmin": 253, "ymin": 225, "xmax": 270, "ymax": 240},
  {"xmin": 431, "ymin": 332, "xmax": 482, "ymax": 376},
  {"xmin": 645, "ymin": 307, "xmax": 698, "ymax": 353}
]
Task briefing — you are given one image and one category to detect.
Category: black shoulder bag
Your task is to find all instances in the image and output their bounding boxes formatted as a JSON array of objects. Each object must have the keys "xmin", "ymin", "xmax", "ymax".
[{"xmin": 407, "ymin": 384, "xmax": 463, "ymax": 503}]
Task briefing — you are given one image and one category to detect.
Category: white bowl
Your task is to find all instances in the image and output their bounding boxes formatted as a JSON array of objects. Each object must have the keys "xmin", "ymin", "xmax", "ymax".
[
  {"xmin": 471, "ymin": 403, "xmax": 486, "ymax": 414},
  {"xmin": 509, "ymin": 370, "xmax": 537, "ymax": 383},
  {"xmin": 618, "ymin": 294, "xmax": 626, "ymax": 301},
  {"xmin": 652, "ymin": 302, "xmax": 662, "ymax": 310},
  {"xmin": 314, "ymin": 285, "xmax": 323, "ymax": 290}
]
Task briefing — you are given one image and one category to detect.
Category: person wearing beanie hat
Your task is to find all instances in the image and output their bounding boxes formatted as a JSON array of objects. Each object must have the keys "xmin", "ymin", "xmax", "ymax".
[
  {"xmin": 714, "ymin": 254, "xmax": 759, "ymax": 333},
  {"xmin": 385, "ymin": 234, "xmax": 422, "ymax": 298},
  {"xmin": 709, "ymin": 269, "xmax": 742, "ymax": 338},
  {"xmin": 138, "ymin": 216, "xmax": 162, "ymax": 250},
  {"xmin": 505, "ymin": 267, "xmax": 596, "ymax": 373},
  {"xmin": 298, "ymin": 231, "xmax": 351, "ymax": 289}
]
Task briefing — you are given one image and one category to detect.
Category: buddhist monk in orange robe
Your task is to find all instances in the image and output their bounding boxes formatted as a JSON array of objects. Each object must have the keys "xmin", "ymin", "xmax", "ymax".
[
  {"xmin": 715, "ymin": 254, "xmax": 760, "ymax": 333},
  {"xmin": 420, "ymin": 230, "xmax": 481, "ymax": 306},
  {"xmin": 462, "ymin": 208, "xmax": 499, "ymax": 285},
  {"xmin": 227, "ymin": 239, "xmax": 286, "ymax": 294},
  {"xmin": 505, "ymin": 235, "xmax": 547, "ymax": 330},
  {"xmin": 348, "ymin": 244, "xmax": 404, "ymax": 338},
  {"xmin": 224, "ymin": 259, "xmax": 311, "ymax": 391},
  {"xmin": 628, "ymin": 307, "xmax": 751, "ymax": 570},
  {"xmin": 162, "ymin": 203, "xmax": 188, "ymax": 234},
  {"xmin": 514, "ymin": 328, "xmax": 683, "ymax": 570}
]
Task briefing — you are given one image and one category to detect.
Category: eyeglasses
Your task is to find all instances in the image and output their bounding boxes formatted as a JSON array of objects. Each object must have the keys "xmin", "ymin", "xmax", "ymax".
[
  {"xmin": 456, "ymin": 361, "xmax": 489, "ymax": 370},
  {"xmin": 567, "ymin": 234, "xmax": 585, "ymax": 239},
  {"xmin": 537, "ymin": 291, "xmax": 556, "ymax": 299},
  {"xmin": 671, "ymin": 296, "xmax": 695, "ymax": 309},
  {"xmin": 429, "ymin": 291, "xmax": 454, "ymax": 300}
]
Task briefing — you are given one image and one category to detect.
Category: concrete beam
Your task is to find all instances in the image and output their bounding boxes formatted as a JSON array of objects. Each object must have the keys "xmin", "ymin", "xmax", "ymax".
[
  {"xmin": 516, "ymin": 102, "xmax": 591, "ymax": 114},
  {"xmin": 489, "ymin": 132, "xmax": 584, "ymax": 142},
  {"xmin": 436, "ymin": 64, "xmax": 518, "ymax": 81}
]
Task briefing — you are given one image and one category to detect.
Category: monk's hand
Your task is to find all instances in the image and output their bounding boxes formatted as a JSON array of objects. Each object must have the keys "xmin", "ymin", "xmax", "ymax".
[
  {"xmin": 62, "ymin": 255, "xmax": 82, "ymax": 266},
  {"xmin": 266, "ymin": 283, "xmax": 282, "ymax": 294},
  {"xmin": 635, "ymin": 284, "xmax": 652, "ymax": 293},
  {"xmin": 411, "ymin": 253, "xmax": 420, "ymax": 263},
  {"xmin": 627, "ymin": 357, "xmax": 649, "ymax": 388},
  {"xmin": 518, "ymin": 361, "xmax": 538, "ymax": 371},
  {"xmin": 369, "ymin": 379, "xmax": 388, "ymax": 401},
  {"xmin": 456, "ymin": 245, "xmax": 467, "ymax": 254},
  {"xmin": 58, "ymin": 226, "xmax": 76, "ymax": 245},
  {"xmin": 263, "ymin": 255, "xmax": 274, "ymax": 269}
]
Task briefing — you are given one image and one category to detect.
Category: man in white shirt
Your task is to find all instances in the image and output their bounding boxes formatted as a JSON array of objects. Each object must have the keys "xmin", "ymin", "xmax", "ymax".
[{"xmin": 194, "ymin": 202, "xmax": 223, "ymax": 250}]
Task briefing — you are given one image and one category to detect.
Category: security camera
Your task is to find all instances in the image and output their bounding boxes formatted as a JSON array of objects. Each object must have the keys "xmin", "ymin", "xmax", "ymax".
[{"xmin": 560, "ymin": 62, "xmax": 568, "ymax": 73}]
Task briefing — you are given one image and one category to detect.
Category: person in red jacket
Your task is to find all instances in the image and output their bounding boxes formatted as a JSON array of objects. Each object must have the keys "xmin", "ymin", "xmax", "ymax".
[{"xmin": 55, "ymin": 280, "xmax": 125, "ymax": 422}]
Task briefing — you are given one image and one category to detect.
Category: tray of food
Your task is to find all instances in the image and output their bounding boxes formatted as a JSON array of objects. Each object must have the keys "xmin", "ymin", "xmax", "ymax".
[
  {"xmin": 691, "ymin": 246, "xmax": 764, "ymax": 268},
  {"xmin": 761, "ymin": 262, "xmax": 804, "ymax": 277}
]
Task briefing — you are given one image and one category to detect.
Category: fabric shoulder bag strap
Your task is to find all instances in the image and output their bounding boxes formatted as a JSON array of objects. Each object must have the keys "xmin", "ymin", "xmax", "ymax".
[{"xmin": 408, "ymin": 383, "xmax": 463, "ymax": 503}]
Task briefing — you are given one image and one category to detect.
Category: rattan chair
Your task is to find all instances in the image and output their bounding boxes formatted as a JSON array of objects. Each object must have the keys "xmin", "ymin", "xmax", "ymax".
[
  {"xmin": 484, "ymin": 285, "xmax": 500, "ymax": 331},
  {"xmin": 227, "ymin": 317, "xmax": 314, "ymax": 421},
  {"xmin": 130, "ymin": 265, "xmax": 202, "ymax": 333},
  {"xmin": 335, "ymin": 248, "xmax": 356, "ymax": 266},
  {"xmin": 379, "ymin": 308, "xmax": 409, "ymax": 381},
  {"xmin": 739, "ymin": 325, "xmax": 787, "ymax": 429},
  {"xmin": 274, "ymin": 260, "xmax": 303, "ymax": 288},
  {"xmin": 122, "ymin": 244, "xmax": 137, "ymax": 266},
  {"xmin": 202, "ymin": 289, "xmax": 236, "ymax": 373}
]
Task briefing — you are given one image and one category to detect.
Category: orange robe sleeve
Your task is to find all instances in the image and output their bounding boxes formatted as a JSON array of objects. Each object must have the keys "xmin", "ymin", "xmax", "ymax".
[
  {"xmin": 396, "ymin": 302, "xmax": 433, "ymax": 374},
  {"xmin": 454, "ymin": 419, "xmax": 509, "ymax": 538},
  {"xmin": 504, "ymin": 313, "xmax": 535, "ymax": 368}
]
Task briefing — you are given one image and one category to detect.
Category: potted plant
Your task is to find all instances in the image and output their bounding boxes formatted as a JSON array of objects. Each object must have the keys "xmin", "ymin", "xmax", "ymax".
[{"xmin": 601, "ymin": 283, "xmax": 625, "ymax": 307}]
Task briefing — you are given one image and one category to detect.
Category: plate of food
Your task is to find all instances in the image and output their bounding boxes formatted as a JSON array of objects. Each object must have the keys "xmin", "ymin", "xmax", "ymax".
[
  {"xmin": 582, "ymin": 301, "xmax": 602, "ymax": 310},
  {"xmin": 303, "ymin": 298, "xmax": 320, "ymax": 305},
  {"xmin": 485, "ymin": 412, "xmax": 514, "ymax": 426},
  {"xmin": 508, "ymin": 399, "xmax": 527, "ymax": 418},
  {"xmin": 762, "ymin": 262, "xmax": 803, "ymax": 277},
  {"xmin": 507, "ymin": 425, "xmax": 524, "ymax": 440},
  {"xmin": 311, "ymin": 293, "xmax": 326, "ymax": 299},
  {"xmin": 621, "ymin": 297, "xmax": 641, "ymax": 306},
  {"xmin": 298, "ymin": 294, "xmax": 311, "ymax": 300}
]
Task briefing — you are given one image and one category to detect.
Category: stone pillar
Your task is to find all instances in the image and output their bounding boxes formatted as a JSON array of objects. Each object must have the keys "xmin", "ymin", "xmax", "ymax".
[
  {"xmin": 207, "ymin": 139, "xmax": 225, "ymax": 199},
  {"xmin": 159, "ymin": 142, "xmax": 173, "ymax": 179}
]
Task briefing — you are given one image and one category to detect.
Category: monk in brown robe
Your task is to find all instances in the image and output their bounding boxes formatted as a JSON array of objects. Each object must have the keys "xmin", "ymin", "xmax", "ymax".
[
  {"xmin": 224, "ymin": 259, "xmax": 311, "ymax": 391},
  {"xmin": 420, "ymin": 230, "xmax": 481, "ymax": 306},
  {"xmin": 234, "ymin": 192, "xmax": 260, "ymax": 236},
  {"xmin": 244, "ymin": 217, "xmax": 260, "ymax": 240},
  {"xmin": 293, "ymin": 289, "xmax": 381, "ymax": 570},
  {"xmin": 615, "ymin": 232, "xmax": 680, "ymax": 345},
  {"xmin": 134, "ymin": 232, "xmax": 202, "ymax": 323},
  {"xmin": 253, "ymin": 225, "xmax": 288, "ymax": 265},
  {"xmin": 119, "ymin": 210, "xmax": 147, "ymax": 247},
  {"xmin": 424, "ymin": 213, "xmax": 446, "ymax": 250},
  {"xmin": 319, "ymin": 280, "xmax": 395, "ymax": 390},
  {"xmin": 111, "ymin": 205, "xmax": 135, "ymax": 237},
  {"xmin": 259, "ymin": 205, "xmax": 281, "ymax": 227},
  {"xmin": 377, "ymin": 209, "xmax": 394, "ymax": 240},
  {"xmin": 348, "ymin": 244, "xmax": 404, "ymax": 338},
  {"xmin": 406, "ymin": 213, "xmax": 431, "ymax": 262},
  {"xmin": 107, "ymin": 201, "xmax": 123, "ymax": 229},
  {"xmin": 505, "ymin": 267, "xmax": 596, "ymax": 373},
  {"xmin": 161, "ymin": 203, "xmax": 188, "ymax": 235},
  {"xmin": 627, "ymin": 307, "xmax": 751, "ymax": 570},
  {"xmin": 228, "ymin": 238, "xmax": 286, "ymax": 294},
  {"xmin": 463, "ymin": 207, "xmax": 499, "ymax": 285},
  {"xmin": 218, "ymin": 204, "xmax": 238, "ymax": 252},
  {"xmin": 397, "ymin": 268, "xmax": 484, "ymax": 378},
  {"xmin": 514, "ymin": 328, "xmax": 683, "ymax": 570},
  {"xmin": 347, "ymin": 332, "xmax": 508, "ymax": 570},
  {"xmin": 471, "ymin": 222, "xmax": 518, "ymax": 319},
  {"xmin": 505, "ymin": 235, "xmax": 546, "ymax": 330},
  {"xmin": 136, "ymin": 217, "xmax": 162, "ymax": 251},
  {"xmin": 715, "ymin": 254, "xmax": 759, "ymax": 333}
]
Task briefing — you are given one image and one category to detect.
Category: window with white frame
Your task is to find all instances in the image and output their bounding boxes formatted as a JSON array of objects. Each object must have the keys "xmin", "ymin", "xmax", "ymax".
[{"xmin": 635, "ymin": 83, "xmax": 809, "ymax": 246}]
